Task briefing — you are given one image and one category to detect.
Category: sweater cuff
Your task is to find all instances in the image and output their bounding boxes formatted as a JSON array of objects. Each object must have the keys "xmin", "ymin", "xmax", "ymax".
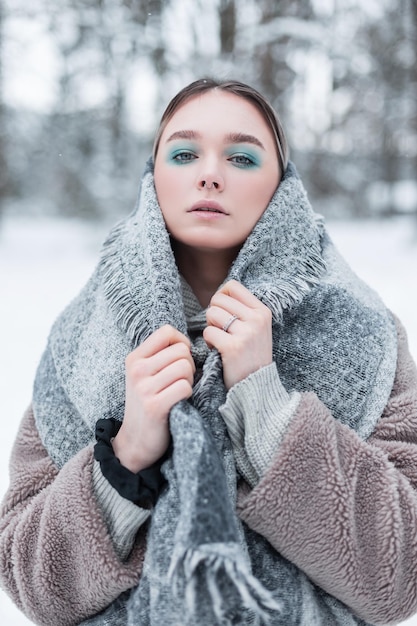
[
  {"xmin": 92, "ymin": 460, "xmax": 150, "ymax": 561},
  {"xmin": 219, "ymin": 363, "xmax": 301, "ymax": 486}
]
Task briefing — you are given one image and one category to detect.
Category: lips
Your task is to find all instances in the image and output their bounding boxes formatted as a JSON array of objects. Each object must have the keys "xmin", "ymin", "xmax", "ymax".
[{"xmin": 188, "ymin": 200, "xmax": 228, "ymax": 214}]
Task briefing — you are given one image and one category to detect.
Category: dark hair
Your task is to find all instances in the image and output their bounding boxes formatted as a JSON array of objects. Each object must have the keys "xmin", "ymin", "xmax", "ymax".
[{"xmin": 153, "ymin": 78, "xmax": 289, "ymax": 173}]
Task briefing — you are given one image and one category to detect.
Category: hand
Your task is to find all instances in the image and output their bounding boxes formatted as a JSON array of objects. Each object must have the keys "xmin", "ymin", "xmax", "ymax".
[
  {"xmin": 112, "ymin": 325, "xmax": 195, "ymax": 473},
  {"xmin": 204, "ymin": 280, "xmax": 273, "ymax": 390}
]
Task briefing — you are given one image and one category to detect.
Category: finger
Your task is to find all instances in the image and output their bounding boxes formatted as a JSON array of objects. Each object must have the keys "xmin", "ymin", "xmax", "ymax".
[
  {"xmin": 146, "ymin": 342, "xmax": 195, "ymax": 377},
  {"xmin": 150, "ymin": 358, "xmax": 196, "ymax": 395},
  {"xmin": 208, "ymin": 294, "xmax": 248, "ymax": 321},
  {"xmin": 131, "ymin": 325, "xmax": 190, "ymax": 359},
  {"xmin": 206, "ymin": 306, "xmax": 242, "ymax": 333},
  {"xmin": 203, "ymin": 325, "xmax": 232, "ymax": 353},
  {"xmin": 215, "ymin": 279, "xmax": 262, "ymax": 309},
  {"xmin": 155, "ymin": 378, "xmax": 194, "ymax": 415},
  {"xmin": 127, "ymin": 345, "xmax": 195, "ymax": 388},
  {"xmin": 209, "ymin": 287, "xmax": 259, "ymax": 319}
]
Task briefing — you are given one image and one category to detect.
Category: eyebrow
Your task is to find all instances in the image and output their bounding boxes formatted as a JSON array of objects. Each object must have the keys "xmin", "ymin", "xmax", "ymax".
[{"xmin": 166, "ymin": 130, "xmax": 265, "ymax": 150}]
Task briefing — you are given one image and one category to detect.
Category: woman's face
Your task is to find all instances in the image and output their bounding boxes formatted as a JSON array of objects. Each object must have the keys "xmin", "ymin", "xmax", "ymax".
[{"xmin": 154, "ymin": 90, "xmax": 280, "ymax": 255}]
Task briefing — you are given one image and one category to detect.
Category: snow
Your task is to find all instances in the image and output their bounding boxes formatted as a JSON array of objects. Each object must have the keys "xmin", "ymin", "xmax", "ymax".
[{"xmin": 0, "ymin": 214, "xmax": 416, "ymax": 625}]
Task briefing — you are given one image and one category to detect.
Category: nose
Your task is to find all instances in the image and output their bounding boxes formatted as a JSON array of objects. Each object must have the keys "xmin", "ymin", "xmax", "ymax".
[
  {"xmin": 201, "ymin": 179, "xmax": 220, "ymax": 190},
  {"xmin": 197, "ymin": 162, "xmax": 224, "ymax": 192}
]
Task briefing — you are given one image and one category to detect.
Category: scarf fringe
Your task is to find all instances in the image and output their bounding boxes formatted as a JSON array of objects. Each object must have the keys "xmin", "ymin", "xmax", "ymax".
[
  {"xmin": 243, "ymin": 233, "xmax": 327, "ymax": 324},
  {"xmin": 254, "ymin": 271, "xmax": 323, "ymax": 322},
  {"xmin": 193, "ymin": 350, "xmax": 224, "ymax": 411},
  {"xmin": 100, "ymin": 221, "xmax": 153, "ymax": 346},
  {"xmin": 168, "ymin": 545, "xmax": 281, "ymax": 625}
]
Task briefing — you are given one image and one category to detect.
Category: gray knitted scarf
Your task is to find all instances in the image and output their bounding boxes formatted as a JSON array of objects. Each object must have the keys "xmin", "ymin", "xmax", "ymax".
[{"xmin": 33, "ymin": 160, "xmax": 397, "ymax": 626}]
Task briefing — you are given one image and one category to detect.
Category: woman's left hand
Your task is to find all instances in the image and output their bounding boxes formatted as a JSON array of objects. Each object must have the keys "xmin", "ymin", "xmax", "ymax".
[{"xmin": 204, "ymin": 280, "xmax": 273, "ymax": 389}]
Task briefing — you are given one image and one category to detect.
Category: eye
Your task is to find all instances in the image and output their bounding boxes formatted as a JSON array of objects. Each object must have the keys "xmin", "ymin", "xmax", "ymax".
[
  {"xmin": 228, "ymin": 153, "xmax": 257, "ymax": 168},
  {"xmin": 171, "ymin": 150, "xmax": 198, "ymax": 164}
]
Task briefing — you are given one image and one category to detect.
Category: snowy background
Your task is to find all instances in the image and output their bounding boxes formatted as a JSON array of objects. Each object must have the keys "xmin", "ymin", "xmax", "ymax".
[{"xmin": 0, "ymin": 213, "xmax": 416, "ymax": 625}]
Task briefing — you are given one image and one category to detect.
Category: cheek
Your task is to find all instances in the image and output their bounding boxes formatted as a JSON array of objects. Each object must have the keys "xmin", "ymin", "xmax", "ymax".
[
  {"xmin": 155, "ymin": 164, "xmax": 190, "ymax": 208},
  {"xmin": 154, "ymin": 164, "xmax": 169, "ymax": 200},
  {"xmin": 154, "ymin": 168, "xmax": 186, "ymax": 234},
  {"xmin": 155, "ymin": 167, "xmax": 177, "ymax": 214},
  {"xmin": 239, "ymin": 181, "xmax": 273, "ymax": 221},
  {"xmin": 253, "ymin": 169, "xmax": 278, "ymax": 209}
]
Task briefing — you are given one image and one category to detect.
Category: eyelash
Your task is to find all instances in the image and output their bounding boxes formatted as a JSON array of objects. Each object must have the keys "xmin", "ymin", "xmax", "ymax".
[
  {"xmin": 170, "ymin": 149, "xmax": 258, "ymax": 169},
  {"xmin": 171, "ymin": 150, "xmax": 197, "ymax": 164},
  {"xmin": 228, "ymin": 153, "xmax": 257, "ymax": 168}
]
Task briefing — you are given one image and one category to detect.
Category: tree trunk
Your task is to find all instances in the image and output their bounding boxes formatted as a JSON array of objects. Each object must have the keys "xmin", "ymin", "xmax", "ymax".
[
  {"xmin": 219, "ymin": 0, "xmax": 236, "ymax": 55},
  {"xmin": 0, "ymin": 1, "xmax": 12, "ymax": 208}
]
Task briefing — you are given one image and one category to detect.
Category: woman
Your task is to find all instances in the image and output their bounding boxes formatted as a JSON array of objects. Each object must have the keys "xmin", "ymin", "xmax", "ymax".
[{"xmin": 1, "ymin": 78, "xmax": 417, "ymax": 626}]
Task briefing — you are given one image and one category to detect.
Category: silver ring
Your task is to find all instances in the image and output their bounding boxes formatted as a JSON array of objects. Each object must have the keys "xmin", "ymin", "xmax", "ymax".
[{"xmin": 222, "ymin": 314, "xmax": 239, "ymax": 333}]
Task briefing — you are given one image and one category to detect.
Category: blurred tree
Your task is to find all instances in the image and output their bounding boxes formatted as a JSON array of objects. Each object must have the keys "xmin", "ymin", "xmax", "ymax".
[
  {"xmin": 288, "ymin": 0, "xmax": 417, "ymax": 217},
  {"xmin": 3, "ymin": 0, "xmax": 171, "ymax": 219},
  {"xmin": 219, "ymin": 0, "xmax": 236, "ymax": 55},
  {"xmin": 360, "ymin": 0, "xmax": 415, "ymax": 214},
  {"xmin": 0, "ymin": 1, "xmax": 13, "ymax": 212},
  {"xmin": 38, "ymin": 0, "xmax": 168, "ymax": 218},
  {"xmin": 1, "ymin": 0, "xmax": 415, "ymax": 220},
  {"xmin": 406, "ymin": 0, "xmax": 417, "ymax": 211}
]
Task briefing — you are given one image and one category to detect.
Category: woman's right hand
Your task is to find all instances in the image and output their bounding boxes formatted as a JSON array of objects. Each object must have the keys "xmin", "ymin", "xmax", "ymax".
[{"xmin": 112, "ymin": 325, "xmax": 195, "ymax": 473}]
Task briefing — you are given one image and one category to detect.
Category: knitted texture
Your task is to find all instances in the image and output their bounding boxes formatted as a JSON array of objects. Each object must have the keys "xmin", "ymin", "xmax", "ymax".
[
  {"xmin": 219, "ymin": 363, "xmax": 301, "ymax": 487},
  {"xmin": 33, "ymin": 159, "xmax": 397, "ymax": 625}
]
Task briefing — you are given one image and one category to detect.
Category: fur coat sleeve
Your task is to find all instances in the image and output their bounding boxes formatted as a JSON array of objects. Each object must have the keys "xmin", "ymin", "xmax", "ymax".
[
  {"xmin": 238, "ymin": 318, "xmax": 417, "ymax": 625},
  {"xmin": 0, "ymin": 408, "xmax": 146, "ymax": 626}
]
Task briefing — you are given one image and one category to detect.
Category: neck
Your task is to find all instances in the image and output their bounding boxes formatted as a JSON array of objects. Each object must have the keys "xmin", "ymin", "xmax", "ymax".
[{"xmin": 172, "ymin": 241, "xmax": 239, "ymax": 308}]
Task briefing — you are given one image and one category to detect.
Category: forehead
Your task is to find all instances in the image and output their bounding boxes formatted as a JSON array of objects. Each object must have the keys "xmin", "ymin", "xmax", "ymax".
[{"xmin": 160, "ymin": 90, "xmax": 275, "ymax": 147}]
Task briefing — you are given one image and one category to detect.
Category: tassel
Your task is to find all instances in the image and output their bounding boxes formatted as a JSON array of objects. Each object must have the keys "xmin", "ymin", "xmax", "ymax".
[{"xmin": 168, "ymin": 544, "xmax": 281, "ymax": 625}]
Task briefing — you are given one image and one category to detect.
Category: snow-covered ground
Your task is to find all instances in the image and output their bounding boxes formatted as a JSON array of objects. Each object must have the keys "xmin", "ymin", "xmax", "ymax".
[{"xmin": 0, "ymin": 214, "xmax": 416, "ymax": 625}]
